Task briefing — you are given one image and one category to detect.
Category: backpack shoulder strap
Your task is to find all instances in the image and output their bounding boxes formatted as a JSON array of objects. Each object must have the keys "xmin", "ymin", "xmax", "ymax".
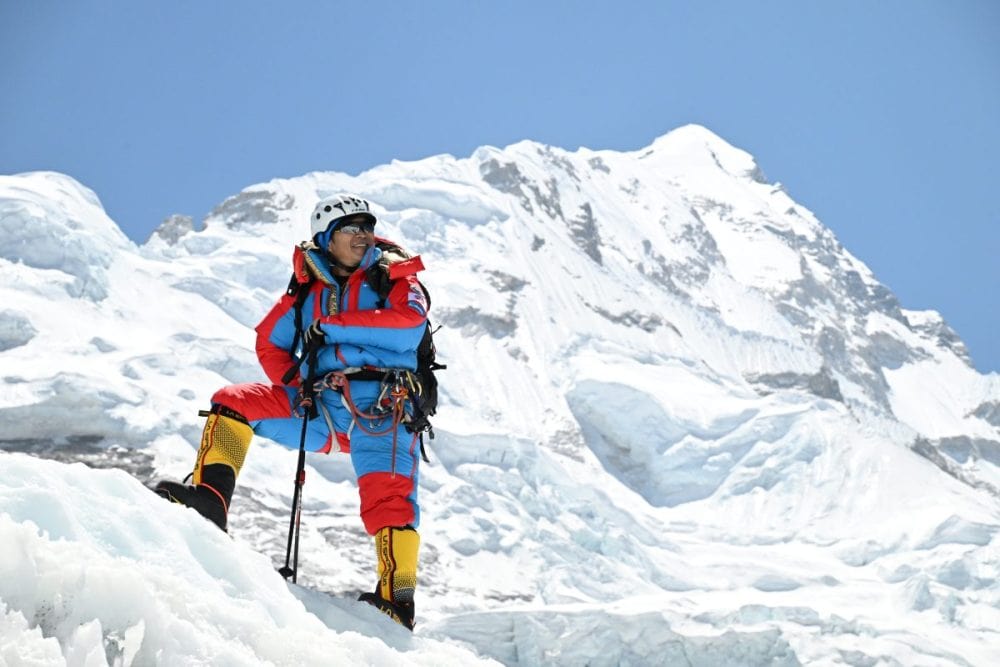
[{"xmin": 280, "ymin": 271, "xmax": 315, "ymax": 385}]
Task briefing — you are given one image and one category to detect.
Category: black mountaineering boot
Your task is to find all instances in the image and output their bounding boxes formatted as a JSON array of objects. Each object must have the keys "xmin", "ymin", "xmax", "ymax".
[
  {"xmin": 358, "ymin": 526, "xmax": 420, "ymax": 630},
  {"xmin": 358, "ymin": 590, "xmax": 415, "ymax": 631},
  {"xmin": 154, "ymin": 408, "xmax": 252, "ymax": 532},
  {"xmin": 155, "ymin": 473, "xmax": 230, "ymax": 531}
]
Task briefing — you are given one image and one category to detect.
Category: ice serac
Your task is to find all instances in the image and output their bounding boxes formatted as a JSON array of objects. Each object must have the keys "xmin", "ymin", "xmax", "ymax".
[
  {"xmin": 1, "ymin": 125, "xmax": 998, "ymax": 665},
  {"xmin": 0, "ymin": 171, "xmax": 134, "ymax": 300}
]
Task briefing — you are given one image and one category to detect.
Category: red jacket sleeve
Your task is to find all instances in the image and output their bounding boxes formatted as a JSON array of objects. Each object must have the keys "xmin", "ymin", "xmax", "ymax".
[{"xmin": 254, "ymin": 292, "xmax": 301, "ymax": 386}]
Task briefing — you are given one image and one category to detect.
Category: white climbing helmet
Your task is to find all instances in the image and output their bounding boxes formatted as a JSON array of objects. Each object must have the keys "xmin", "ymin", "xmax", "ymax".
[{"xmin": 310, "ymin": 194, "xmax": 376, "ymax": 238}]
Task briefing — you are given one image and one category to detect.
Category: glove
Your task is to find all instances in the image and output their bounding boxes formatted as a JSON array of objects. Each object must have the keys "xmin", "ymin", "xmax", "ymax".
[
  {"xmin": 303, "ymin": 319, "xmax": 327, "ymax": 349},
  {"xmin": 292, "ymin": 383, "xmax": 317, "ymax": 419}
]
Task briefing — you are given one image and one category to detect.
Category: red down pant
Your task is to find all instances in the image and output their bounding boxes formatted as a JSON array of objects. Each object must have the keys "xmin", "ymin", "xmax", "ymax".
[{"xmin": 209, "ymin": 380, "xmax": 420, "ymax": 534}]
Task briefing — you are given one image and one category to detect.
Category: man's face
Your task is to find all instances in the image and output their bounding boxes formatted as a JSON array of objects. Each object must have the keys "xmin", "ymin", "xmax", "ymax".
[{"xmin": 327, "ymin": 216, "xmax": 375, "ymax": 269}]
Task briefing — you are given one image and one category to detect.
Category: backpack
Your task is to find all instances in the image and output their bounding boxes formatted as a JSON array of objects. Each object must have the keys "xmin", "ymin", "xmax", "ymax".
[{"xmin": 283, "ymin": 240, "xmax": 445, "ymax": 443}]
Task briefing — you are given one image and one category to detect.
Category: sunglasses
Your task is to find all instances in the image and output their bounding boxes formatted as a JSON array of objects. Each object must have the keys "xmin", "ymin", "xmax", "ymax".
[{"xmin": 334, "ymin": 220, "xmax": 375, "ymax": 236}]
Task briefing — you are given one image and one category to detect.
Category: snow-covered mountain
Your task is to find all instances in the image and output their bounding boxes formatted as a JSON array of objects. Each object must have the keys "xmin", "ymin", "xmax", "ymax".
[{"xmin": 1, "ymin": 125, "xmax": 998, "ymax": 666}]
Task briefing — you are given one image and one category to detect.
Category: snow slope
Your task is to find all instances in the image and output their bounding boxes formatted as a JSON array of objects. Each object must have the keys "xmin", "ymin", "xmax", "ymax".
[
  {"xmin": 1, "ymin": 125, "xmax": 998, "ymax": 665},
  {"xmin": 0, "ymin": 454, "xmax": 487, "ymax": 665}
]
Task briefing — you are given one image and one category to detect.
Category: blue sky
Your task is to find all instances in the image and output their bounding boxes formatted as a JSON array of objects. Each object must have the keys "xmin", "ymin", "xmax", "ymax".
[{"xmin": 2, "ymin": 1, "xmax": 998, "ymax": 372}]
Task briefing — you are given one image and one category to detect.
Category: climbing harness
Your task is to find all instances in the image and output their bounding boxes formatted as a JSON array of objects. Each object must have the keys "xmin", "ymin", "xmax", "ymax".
[{"xmin": 310, "ymin": 369, "xmax": 423, "ymax": 475}]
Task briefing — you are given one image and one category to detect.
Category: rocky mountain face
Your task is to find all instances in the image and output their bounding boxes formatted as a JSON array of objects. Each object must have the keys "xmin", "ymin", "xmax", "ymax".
[{"xmin": 138, "ymin": 123, "xmax": 997, "ymax": 493}]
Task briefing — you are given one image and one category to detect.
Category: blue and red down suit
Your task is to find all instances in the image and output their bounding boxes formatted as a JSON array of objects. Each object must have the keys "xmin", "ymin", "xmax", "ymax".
[{"xmin": 210, "ymin": 239, "xmax": 428, "ymax": 534}]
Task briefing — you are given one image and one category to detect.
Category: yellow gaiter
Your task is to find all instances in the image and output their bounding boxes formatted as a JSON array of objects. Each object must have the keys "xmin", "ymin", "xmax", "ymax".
[{"xmin": 375, "ymin": 526, "xmax": 420, "ymax": 605}]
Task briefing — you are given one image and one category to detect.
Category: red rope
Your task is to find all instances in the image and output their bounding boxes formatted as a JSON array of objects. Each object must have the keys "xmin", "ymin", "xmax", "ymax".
[{"xmin": 321, "ymin": 371, "xmax": 409, "ymax": 475}]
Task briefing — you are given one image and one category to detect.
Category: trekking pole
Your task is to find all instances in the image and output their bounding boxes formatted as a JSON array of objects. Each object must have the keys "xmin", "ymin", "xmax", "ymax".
[
  {"xmin": 278, "ymin": 407, "xmax": 309, "ymax": 582},
  {"xmin": 279, "ymin": 345, "xmax": 318, "ymax": 583}
]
